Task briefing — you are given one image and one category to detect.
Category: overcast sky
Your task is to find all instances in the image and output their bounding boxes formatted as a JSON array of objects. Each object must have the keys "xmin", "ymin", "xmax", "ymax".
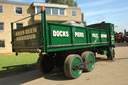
[{"xmin": 9, "ymin": 0, "xmax": 128, "ymax": 32}]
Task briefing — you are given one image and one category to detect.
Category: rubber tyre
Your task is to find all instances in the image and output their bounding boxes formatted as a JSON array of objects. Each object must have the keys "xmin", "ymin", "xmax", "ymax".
[
  {"xmin": 37, "ymin": 54, "xmax": 54, "ymax": 73},
  {"xmin": 81, "ymin": 51, "xmax": 95, "ymax": 72},
  {"xmin": 64, "ymin": 54, "xmax": 83, "ymax": 79},
  {"xmin": 55, "ymin": 55, "xmax": 65, "ymax": 69}
]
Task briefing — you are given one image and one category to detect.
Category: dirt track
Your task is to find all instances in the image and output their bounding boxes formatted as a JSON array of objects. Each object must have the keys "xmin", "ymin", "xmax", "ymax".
[{"xmin": 0, "ymin": 47, "xmax": 128, "ymax": 85}]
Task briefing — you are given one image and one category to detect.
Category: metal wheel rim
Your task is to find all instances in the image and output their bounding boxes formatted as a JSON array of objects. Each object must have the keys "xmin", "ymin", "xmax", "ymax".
[
  {"xmin": 71, "ymin": 57, "xmax": 83, "ymax": 77},
  {"xmin": 87, "ymin": 54, "xmax": 95, "ymax": 71}
]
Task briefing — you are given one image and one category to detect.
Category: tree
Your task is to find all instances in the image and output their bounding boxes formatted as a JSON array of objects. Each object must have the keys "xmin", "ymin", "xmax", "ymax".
[
  {"xmin": 82, "ymin": 13, "xmax": 87, "ymax": 26},
  {"xmin": 45, "ymin": 0, "xmax": 77, "ymax": 7},
  {"xmin": 58, "ymin": 0, "xmax": 65, "ymax": 4},
  {"xmin": 45, "ymin": 0, "xmax": 51, "ymax": 3},
  {"xmin": 66, "ymin": 0, "xmax": 74, "ymax": 6},
  {"xmin": 45, "ymin": 0, "xmax": 48, "ymax": 3},
  {"xmin": 45, "ymin": 0, "xmax": 64, "ymax": 4},
  {"xmin": 74, "ymin": 1, "xmax": 77, "ymax": 7}
]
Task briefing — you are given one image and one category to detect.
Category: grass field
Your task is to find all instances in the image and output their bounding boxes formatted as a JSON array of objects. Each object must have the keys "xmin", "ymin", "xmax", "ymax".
[{"xmin": 0, "ymin": 53, "xmax": 39, "ymax": 73}]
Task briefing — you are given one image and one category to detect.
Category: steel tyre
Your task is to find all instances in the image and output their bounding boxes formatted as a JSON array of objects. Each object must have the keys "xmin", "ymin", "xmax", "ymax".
[
  {"xmin": 64, "ymin": 54, "xmax": 83, "ymax": 79},
  {"xmin": 81, "ymin": 51, "xmax": 95, "ymax": 72}
]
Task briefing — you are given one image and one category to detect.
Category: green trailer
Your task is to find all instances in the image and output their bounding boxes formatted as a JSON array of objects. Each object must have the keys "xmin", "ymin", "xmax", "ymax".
[{"xmin": 11, "ymin": 6, "xmax": 115, "ymax": 79}]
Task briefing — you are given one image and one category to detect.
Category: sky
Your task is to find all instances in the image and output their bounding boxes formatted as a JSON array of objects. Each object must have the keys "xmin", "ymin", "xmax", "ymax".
[{"xmin": 9, "ymin": 0, "xmax": 128, "ymax": 32}]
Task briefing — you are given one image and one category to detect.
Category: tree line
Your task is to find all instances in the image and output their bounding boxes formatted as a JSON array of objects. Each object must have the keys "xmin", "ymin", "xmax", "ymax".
[{"xmin": 45, "ymin": 0, "xmax": 77, "ymax": 7}]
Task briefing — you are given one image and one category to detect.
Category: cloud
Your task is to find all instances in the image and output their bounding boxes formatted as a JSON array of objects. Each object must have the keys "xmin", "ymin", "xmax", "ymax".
[{"xmin": 79, "ymin": 0, "xmax": 114, "ymax": 8}]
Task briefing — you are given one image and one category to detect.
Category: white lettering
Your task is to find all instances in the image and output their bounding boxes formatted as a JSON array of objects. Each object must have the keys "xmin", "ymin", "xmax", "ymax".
[
  {"xmin": 101, "ymin": 34, "xmax": 107, "ymax": 38},
  {"xmin": 53, "ymin": 30, "xmax": 56, "ymax": 37},
  {"xmin": 53, "ymin": 30, "xmax": 69, "ymax": 37},
  {"xmin": 92, "ymin": 33, "xmax": 98, "ymax": 38},
  {"xmin": 75, "ymin": 32, "xmax": 84, "ymax": 37},
  {"xmin": 111, "ymin": 35, "xmax": 114, "ymax": 40}
]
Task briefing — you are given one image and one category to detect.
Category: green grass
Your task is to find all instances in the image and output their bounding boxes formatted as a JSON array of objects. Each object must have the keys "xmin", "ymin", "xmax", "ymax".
[{"xmin": 0, "ymin": 53, "xmax": 39, "ymax": 72}]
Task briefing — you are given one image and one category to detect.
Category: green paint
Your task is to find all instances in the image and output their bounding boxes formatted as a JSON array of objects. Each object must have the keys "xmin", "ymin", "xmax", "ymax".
[
  {"xmin": 72, "ymin": 57, "xmax": 83, "ymax": 77},
  {"xmin": 11, "ymin": 10, "xmax": 115, "ymax": 53},
  {"xmin": 50, "ymin": 25, "xmax": 71, "ymax": 45},
  {"xmin": 41, "ymin": 10, "xmax": 47, "ymax": 53},
  {"xmin": 47, "ymin": 44, "xmax": 109, "ymax": 52},
  {"xmin": 87, "ymin": 54, "xmax": 95, "ymax": 70},
  {"xmin": 101, "ymin": 31, "xmax": 108, "ymax": 43},
  {"xmin": 11, "ymin": 23, "xmax": 14, "ymax": 51},
  {"xmin": 110, "ymin": 24, "xmax": 115, "ymax": 46},
  {"xmin": 90, "ymin": 29, "xmax": 100, "ymax": 43},
  {"xmin": 72, "ymin": 27, "xmax": 87, "ymax": 44},
  {"xmin": 103, "ymin": 50, "xmax": 108, "ymax": 55},
  {"xmin": 13, "ymin": 23, "xmax": 42, "ymax": 52}
]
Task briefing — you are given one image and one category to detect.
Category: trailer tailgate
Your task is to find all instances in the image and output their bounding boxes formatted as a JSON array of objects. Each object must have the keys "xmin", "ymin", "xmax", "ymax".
[{"xmin": 12, "ymin": 23, "xmax": 42, "ymax": 52}]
